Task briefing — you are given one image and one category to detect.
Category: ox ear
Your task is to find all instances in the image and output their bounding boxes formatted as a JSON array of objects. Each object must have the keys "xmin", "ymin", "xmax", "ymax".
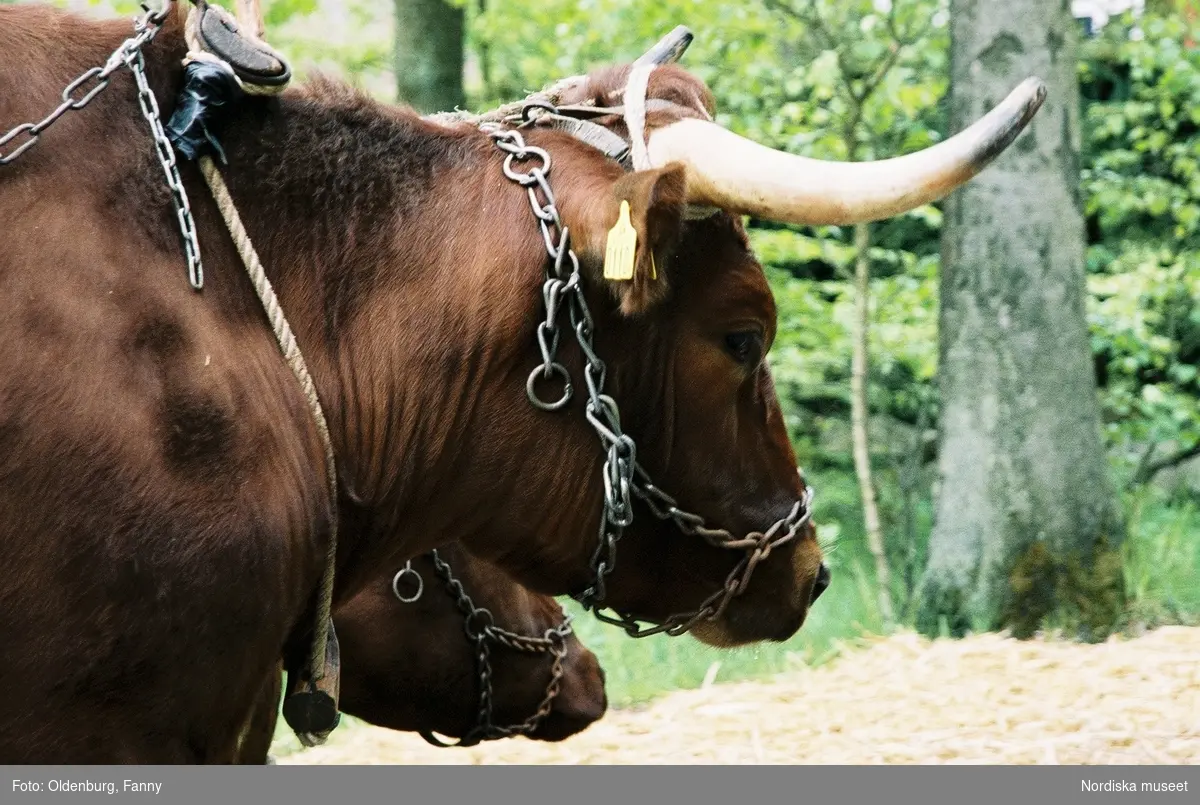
[{"xmin": 598, "ymin": 163, "xmax": 688, "ymax": 316}]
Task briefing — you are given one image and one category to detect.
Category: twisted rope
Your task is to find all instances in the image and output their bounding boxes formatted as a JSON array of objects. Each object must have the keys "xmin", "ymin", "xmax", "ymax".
[
  {"xmin": 197, "ymin": 157, "xmax": 339, "ymax": 682},
  {"xmin": 183, "ymin": 4, "xmax": 339, "ymax": 691},
  {"xmin": 424, "ymin": 73, "xmax": 589, "ymax": 126}
]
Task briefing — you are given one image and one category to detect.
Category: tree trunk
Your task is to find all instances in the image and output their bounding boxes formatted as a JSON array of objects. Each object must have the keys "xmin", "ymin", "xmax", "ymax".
[
  {"xmin": 916, "ymin": 0, "xmax": 1125, "ymax": 641},
  {"xmin": 394, "ymin": 0, "xmax": 465, "ymax": 113},
  {"xmin": 851, "ymin": 221, "xmax": 895, "ymax": 627},
  {"xmin": 476, "ymin": 0, "xmax": 492, "ymax": 101}
]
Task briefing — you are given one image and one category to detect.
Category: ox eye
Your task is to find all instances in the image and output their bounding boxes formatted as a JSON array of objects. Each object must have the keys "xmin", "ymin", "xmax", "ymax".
[{"xmin": 724, "ymin": 331, "xmax": 763, "ymax": 366}]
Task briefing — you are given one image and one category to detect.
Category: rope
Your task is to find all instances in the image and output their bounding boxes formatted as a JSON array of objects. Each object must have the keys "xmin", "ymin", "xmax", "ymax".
[
  {"xmin": 197, "ymin": 157, "xmax": 339, "ymax": 682},
  {"xmin": 424, "ymin": 73, "xmax": 590, "ymax": 127},
  {"xmin": 183, "ymin": 3, "xmax": 338, "ymax": 690}
]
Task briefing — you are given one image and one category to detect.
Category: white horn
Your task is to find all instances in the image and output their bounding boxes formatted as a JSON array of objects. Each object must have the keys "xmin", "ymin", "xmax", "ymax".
[
  {"xmin": 234, "ymin": 0, "xmax": 266, "ymax": 40},
  {"xmin": 634, "ymin": 26, "xmax": 694, "ymax": 67},
  {"xmin": 645, "ymin": 77, "xmax": 1047, "ymax": 226}
]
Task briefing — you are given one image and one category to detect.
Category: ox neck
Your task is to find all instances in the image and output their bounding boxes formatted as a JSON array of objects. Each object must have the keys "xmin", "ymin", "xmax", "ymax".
[{"xmin": 205, "ymin": 86, "xmax": 613, "ymax": 597}]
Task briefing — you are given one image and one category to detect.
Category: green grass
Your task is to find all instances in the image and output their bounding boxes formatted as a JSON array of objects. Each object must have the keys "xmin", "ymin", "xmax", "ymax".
[{"xmin": 1121, "ymin": 486, "xmax": 1200, "ymax": 624}]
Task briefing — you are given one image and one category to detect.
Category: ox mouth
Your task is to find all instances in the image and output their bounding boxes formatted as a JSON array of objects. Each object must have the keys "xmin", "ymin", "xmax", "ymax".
[
  {"xmin": 529, "ymin": 697, "xmax": 608, "ymax": 742},
  {"xmin": 772, "ymin": 610, "xmax": 808, "ymax": 642},
  {"xmin": 689, "ymin": 603, "xmax": 810, "ymax": 647},
  {"xmin": 529, "ymin": 715, "xmax": 600, "ymax": 742}
]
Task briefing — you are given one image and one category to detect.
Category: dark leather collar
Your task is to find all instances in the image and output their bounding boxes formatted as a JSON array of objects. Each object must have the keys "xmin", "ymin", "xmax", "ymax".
[{"xmin": 192, "ymin": 0, "xmax": 291, "ymax": 88}]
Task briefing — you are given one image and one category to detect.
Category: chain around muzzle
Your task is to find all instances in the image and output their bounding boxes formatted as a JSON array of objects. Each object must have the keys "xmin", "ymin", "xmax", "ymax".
[{"xmin": 392, "ymin": 551, "xmax": 573, "ymax": 748}]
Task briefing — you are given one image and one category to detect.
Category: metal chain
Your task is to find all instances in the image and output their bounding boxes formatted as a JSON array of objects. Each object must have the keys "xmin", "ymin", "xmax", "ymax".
[
  {"xmin": 0, "ymin": 1, "xmax": 203, "ymax": 290},
  {"xmin": 394, "ymin": 551, "xmax": 573, "ymax": 748},
  {"xmin": 482, "ymin": 121, "xmax": 815, "ymax": 639},
  {"xmin": 0, "ymin": 3, "xmax": 169, "ymax": 164},
  {"xmin": 128, "ymin": 45, "xmax": 205, "ymax": 289}
]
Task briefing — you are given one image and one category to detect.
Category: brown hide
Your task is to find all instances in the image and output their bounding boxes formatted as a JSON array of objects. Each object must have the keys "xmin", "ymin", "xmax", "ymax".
[
  {"xmin": 0, "ymin": 4, "xmax": 821, "ymax": 761},
  {"xmin": 1, "ymin": 6, "xmax": 329, "ymax": 762},
  {"xmin": 235, "ymin": 546, "xmax": 606, "ymax": 762}
]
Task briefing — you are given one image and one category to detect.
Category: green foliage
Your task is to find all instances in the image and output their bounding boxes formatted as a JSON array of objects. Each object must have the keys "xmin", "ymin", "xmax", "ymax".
[
  {"xmin": 1088, "ymin": 251, "xmax": 1200, "ymax": 481},
  {"xmin": 264, "ymin": 0, "xmax": 319, "ymax": 28},
  {"xmin": 1080, "ymin": 14, "xmax": 1200, "ymax": 486},
  {"xmin": 1120, "ymin": 485, "xmax": 1200, "ymax": 627},
  {"xmin": 467, "ymin": 0, "xmax": 744, "ymax": 109},
  {"xmin": 266, "ymin": 0, "xmax": 394, "ymax": 99}
]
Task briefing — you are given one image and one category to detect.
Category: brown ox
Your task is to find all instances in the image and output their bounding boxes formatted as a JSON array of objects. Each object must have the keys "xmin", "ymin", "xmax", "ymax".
[
  {"xmin": 0, "ymin": 1, "xmax": 1040, "ymax": 761},
  {"xmin": 235, "ymin": 546, "xmax": 607, "ymax": 763}
]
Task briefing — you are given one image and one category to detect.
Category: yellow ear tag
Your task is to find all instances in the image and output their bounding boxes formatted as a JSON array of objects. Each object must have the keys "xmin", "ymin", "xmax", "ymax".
[
  {"xmin": 649, "ymin": 250, "xmax": 657, "ymax": 280},
  {"xmin": 603, "ymin": 200, "xmax": 637, "ymax": 281}
]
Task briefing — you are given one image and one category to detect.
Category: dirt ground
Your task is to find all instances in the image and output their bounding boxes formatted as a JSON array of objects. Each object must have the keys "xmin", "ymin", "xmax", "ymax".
[{"xmin": 276, "ymin": 626, "xmax": 1199, "ymax": 765}]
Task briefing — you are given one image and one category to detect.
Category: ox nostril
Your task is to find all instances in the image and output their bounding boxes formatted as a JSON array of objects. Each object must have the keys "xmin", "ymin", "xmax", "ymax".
[{"xmin": 811, "ymin": 562, "xmax": 831, "ymax": 603}]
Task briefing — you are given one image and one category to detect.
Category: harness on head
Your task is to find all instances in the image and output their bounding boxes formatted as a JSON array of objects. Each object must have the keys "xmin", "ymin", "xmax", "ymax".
[
  {"xmin": 391, "ymin": 552, "xmax": 574, "ymax": 748},
  {"xmin": 435, "ymin": 29, "xmax": 815, "ymax": 640}
]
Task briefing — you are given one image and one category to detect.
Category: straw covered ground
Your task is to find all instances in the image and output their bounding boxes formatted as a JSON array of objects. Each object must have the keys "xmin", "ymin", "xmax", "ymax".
[{"xmin": 277, "ymin": 626, "xmax": 1199, "ymax": 765}]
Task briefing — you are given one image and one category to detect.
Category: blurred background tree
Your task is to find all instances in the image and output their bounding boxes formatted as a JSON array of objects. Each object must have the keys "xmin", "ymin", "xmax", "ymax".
[
  {"xmin": 748, "ymin": 0, "xmax": 947, "ymax": 629},
  {"xmin": 916, "ymin": 0, "xmax": 1126, "ymax": 642},
  {"xmin": 394, "ymin": 0, "xmax": 464, "ymax": 111}
]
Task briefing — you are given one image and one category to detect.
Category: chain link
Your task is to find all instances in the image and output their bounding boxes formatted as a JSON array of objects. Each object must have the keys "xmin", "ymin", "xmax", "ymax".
[
  {"xmin": 0, "ymin": 1, "xmax": 203, "ymax": 290},
  {"xmin": 128, "ymin": 44, "xmax": 205, "ymax": 290},
  {"xmin": 395, "ymin": 551, "xmax": 573, "ymax": 748},
  {"xmin": 1, "ymin": 26, "xmax": 146, "ymax": 162},
  {"xmin": 483, "ymin": 121, "xmax": 815, "ymax": 639},
  {"xmin": 0, "ymin": 2, "xmax": 169, "ymax": 164}
]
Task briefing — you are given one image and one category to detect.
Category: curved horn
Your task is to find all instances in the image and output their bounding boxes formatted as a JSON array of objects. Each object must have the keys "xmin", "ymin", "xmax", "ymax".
[
  {"xmin": 234, "ymin": 0, "xmax": 266, "ymax": 40},
  {"xmin": 634, "ymin": 25, "xmax": 694, "ymax": 67},
  {"xmin": 646, "ymin": 77, "xmax": 1047, "ymax": 226}
]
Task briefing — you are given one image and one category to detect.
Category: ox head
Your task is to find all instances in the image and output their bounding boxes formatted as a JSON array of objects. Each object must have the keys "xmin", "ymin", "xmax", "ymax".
[
  {"xmin": 498, "ymin": 30, "xmax": 1044, "ymax": 647},
  {"xmin": 333, "ymin": 547, "xmax": 606, "ymax": 743}
]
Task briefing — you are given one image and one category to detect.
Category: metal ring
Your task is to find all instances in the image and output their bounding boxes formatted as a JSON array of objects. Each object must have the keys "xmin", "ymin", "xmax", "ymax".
[
  {"xmin": 391, "ymin": 562, "xmax": 423, "ymax": 603},
  {"xmin": 463, "ymin": 608, "xmax": 496, "ymax": 640},
  {"xmin": 526, "ymin": 363, "xmax": 572, "ymax": 411}
]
